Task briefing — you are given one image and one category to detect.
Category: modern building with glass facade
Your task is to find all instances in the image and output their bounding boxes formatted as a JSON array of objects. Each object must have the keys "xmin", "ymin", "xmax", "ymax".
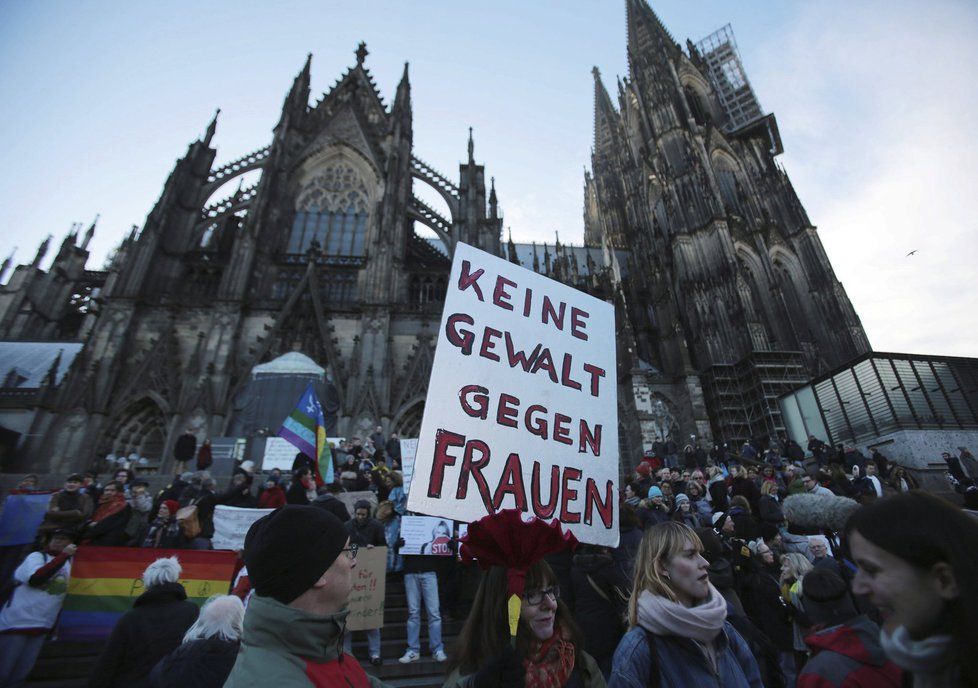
[{"xmin": 778, "ymin": 352, "xmax": 978, "ymax": 476}]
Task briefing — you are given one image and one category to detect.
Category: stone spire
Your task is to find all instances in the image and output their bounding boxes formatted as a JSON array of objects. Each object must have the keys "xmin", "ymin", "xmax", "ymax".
[
  {"xmin": 592, "ymin": 67, "xmax": 619, "ymax": 157},
  {"xmin": 81, "ymin": 214, "xmax": 98, "ymax": 251}
]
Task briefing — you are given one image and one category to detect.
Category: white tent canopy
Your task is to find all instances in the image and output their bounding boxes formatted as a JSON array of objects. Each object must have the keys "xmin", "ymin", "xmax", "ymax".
[{"xmin": 250, "ymin": 351, "xmax": 324, "ymax": 378}]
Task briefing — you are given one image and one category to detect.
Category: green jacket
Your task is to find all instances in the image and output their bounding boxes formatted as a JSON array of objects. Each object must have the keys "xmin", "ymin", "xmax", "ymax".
[
  {"xmin": 224, "ymin": 594, "xmax": 388, "ymax": 688},
  {"xmin": 444, "ymin": 650, "xmax": 606, "ymax": 688}
]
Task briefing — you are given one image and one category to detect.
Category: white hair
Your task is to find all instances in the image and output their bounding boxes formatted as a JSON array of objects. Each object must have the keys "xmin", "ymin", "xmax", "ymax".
[
  {"xmin": 808, "ymin": 535, "xmax": 830, "ymax": 548},
  {"xmin": 183, "ymin": 595, "xmax": 245, "ymax": 643},
  {"xmin": 143, "ymin": 556, "xmax": 182, "ymax": 588}
]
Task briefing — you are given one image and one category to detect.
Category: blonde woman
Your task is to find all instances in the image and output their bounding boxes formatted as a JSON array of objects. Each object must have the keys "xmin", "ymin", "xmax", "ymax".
[
  {"xmin": 781, "ymin": 553, "xmax": 814, "ymax": 668},
  {"xmin": 608, "ymin": 522, "xmax": 762, "ymax": 688}
]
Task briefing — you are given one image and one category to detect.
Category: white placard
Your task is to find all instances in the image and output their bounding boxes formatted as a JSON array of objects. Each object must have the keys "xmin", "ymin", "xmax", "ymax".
[
  {"xmin": 399, "ymin": 438, "xmax": 418, "ymax": 492},
  {"xmin": 400, "ymin": 515, "xmax": 455, "ymax": 556},
  {"xmin": 212, "ymin": 505, "xmax": 274, "ymax": 551},
  {"xmin": 261, "ymin": 437, "xmax": 299, "ymax": 472},
  {"xmin": 406, "ymin": 242, "xmax": 619, "ymax": 546}
]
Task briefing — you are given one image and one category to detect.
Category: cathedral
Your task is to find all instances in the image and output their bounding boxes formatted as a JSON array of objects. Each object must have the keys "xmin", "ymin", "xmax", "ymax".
[{"xmin": 0, "ymin": 1, "xmax": 869, "ymax": 474}]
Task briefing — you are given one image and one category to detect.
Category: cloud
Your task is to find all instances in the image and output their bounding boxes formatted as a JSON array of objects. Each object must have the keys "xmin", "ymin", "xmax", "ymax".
[{"xmin": 752, "ymin": 0, "xmax": 978, "ymax": 357}]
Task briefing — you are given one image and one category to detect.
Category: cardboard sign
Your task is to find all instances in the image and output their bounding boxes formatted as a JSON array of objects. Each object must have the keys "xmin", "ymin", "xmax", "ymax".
[
  {"xmin": 399, "ymin": 438, "xmax": 418, "ymax": 492},
  {"xmin": 400, "ymin": 515, "xmax": 455, "ymax": 556},
  {"xmin": 346, "ymin": 545, "xmax": 387, "ymax": 631},
  {"xmin": 212, "ymin": 505, "xmax": 274, "ymax": 551},
  {"xmin": 261, "ymin": 437, "xmax": 298, "ymax": 472},
  {"xmin": 406, "ymin": 242, "xmax": 619, "ymax": 546}
]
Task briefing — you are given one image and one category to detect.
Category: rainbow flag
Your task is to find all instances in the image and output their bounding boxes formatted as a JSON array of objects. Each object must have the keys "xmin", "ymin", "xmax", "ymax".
[
  {"xmin": 278, "ymin": 383, "xmax": 333, "ymax": 484},
  {"xmin": 59, "ymin": 546, "xmax": 237, "ymax": 641}
]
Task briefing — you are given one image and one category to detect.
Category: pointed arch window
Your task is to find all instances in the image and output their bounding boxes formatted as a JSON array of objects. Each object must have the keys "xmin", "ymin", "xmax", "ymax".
[{"xmin": 288, "ymin": 164, "xmax": 371, "ymax": 256}]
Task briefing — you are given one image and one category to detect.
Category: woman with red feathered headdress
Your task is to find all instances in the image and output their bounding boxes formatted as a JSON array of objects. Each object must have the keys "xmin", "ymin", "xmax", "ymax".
[{"xmin": 445, "ymin": 558, "xmax": 605, "ymax": 688}]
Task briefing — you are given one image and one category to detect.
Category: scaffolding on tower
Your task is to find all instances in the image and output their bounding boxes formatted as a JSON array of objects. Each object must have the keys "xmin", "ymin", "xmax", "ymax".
[{"xmin": 695, "ymin": 24, "xmax": 764, "ymax": 132}]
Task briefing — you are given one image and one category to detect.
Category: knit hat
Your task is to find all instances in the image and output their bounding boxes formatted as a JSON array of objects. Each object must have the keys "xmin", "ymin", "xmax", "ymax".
[
  {"xmin": 67, "ymin": 473, "xmax": 84, "ymax": 483},
  {"xmin": 712, "ymin": 511, "xmax": 729, "ymax": 532},
  {"xmin": 647, "ymin": 486, "xmax": 663, "ymax": 499},
  {"xmin": 801, "ymin": 569, "xmax": 856, "ymax": 626},
  {"xmin": 674, "ymin": 493, "xmax": 690, "ymax": 506},
  {"xmin": 244, "ymin": 505, "xmax": 349, "ymax": 604},
  {"xmin": 635, "ymin": 463, "xmax": 651, "ymax": 477},
  {"xmin": 162, "ymin": 499, "xmax": 180, "ymax": 516}
]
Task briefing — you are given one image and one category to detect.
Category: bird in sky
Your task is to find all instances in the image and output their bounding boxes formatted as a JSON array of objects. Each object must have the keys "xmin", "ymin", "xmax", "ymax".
[{"xmin": 906, "ymin": 250, "xmax": 918, "ymax": 256}]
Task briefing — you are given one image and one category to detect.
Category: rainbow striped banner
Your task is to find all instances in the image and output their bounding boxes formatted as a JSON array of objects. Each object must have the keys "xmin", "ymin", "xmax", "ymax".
[{"xmin": 59, "ymin": 546, "xmax": 238, "ymax": 641}]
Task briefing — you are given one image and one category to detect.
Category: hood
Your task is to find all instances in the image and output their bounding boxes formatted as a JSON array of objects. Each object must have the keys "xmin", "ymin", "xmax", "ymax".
[
  {"xmin": 135, "ymin": 581, "xmax": 188, "ymax": 607},
  {"xmin": 572, "ymin": 552, "xmax": 614, "ymax": 573},
  {"xmin": 241, "ymin": 593, "xmax": 347, "ymax": 661},
  {"xmin": 805, "ymin": 615, "xmax": 889, "ymax": 666}
]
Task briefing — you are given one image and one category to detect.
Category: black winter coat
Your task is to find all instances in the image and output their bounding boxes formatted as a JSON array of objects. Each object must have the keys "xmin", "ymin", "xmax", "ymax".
[
  {"xmin": 150, "ymin": 637, "xmax": 239, "ymax": 688},
  {"xmin": 757, "ymin": 495, "xmax": 784, "ymax": 525},
  {"xmin": 88, "ymin": 582, "xmax": 200, "ymax": 688},
  {"xmin": 570, "ymin": 552, "xmax": 629, "ymax": 667}
]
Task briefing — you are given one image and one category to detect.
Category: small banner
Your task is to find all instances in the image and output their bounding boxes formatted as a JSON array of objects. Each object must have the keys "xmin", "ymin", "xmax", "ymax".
[
  {"xmin": 346, "ymin": 545, "xmax": 387, "ymax": 631},
  {"xmin": 399, "ymin": 438, "xmax": 418, "ymax": 493},
  {"xmin": 0, "ymin": 492, "xmax": 53, "ymax": 546},
  {"xmin": 212, "ymin": 505, "xmax": 274, "ymax": 551},
  {"xmin": 400, "ymin": 515, "xmax": 455, "ymax": 556},
  {"xmin": 59, "ymin": 546, "xmax": 238, "ymax": 641}
]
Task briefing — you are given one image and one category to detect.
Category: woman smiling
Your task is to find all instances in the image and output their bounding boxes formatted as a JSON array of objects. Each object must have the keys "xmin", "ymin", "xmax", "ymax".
[{"xmin": 846, "ymin": 492, "xmax": 978, "ymax": 687}]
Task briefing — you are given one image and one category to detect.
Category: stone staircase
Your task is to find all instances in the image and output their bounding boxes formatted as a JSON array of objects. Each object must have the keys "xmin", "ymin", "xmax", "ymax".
[{"xmin": 27, "ymin": 570, "xmax": 471, "ymax": 687}]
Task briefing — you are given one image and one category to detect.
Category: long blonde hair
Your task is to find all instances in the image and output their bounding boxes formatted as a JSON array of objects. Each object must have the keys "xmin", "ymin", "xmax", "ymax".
[{"xmin": 628, "ymin": 522, "xmax": 704, "ymax": 626}]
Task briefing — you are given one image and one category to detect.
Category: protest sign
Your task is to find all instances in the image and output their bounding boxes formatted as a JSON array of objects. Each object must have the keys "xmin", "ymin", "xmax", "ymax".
[
  {"xmin": 399, "ymin": 438, "xmax": 418, "ymax": 492},
  {"xmin": 400, "ymin": 515, "xmax": 454, "ymax": 556},
  {"xmin": 60, "ymin": 547, "xmax": 237, "ymax": 641},
  {"xmin": 346, "ymin": 546, "xmax": 387, "ymax": 631},
  {"xmin": 337, "ymin": 490, "xmax": 377, "ymax": 517},
  {"xmin": 0, "ymin": 492, "xmax": 52, "ymax": 546},
  {"xmin": 261, "ymin": 437, "xmax": 297, "ymax": 472},
  {"xmin": 212, "ymin": 505, "xmax": 274, "ymax": 551},
  {"xmin": 406, "ymin": 242, "xmax": 619, "ymax": 546}
]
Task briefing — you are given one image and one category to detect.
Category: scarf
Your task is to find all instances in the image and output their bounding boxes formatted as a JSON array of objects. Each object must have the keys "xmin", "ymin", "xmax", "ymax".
[
  {"xmin": 636, "ymin": 585, "xmax": 727, "ymax": 643},
  {"xmin": 636, "ymin": 586, "xmax": 727, "ymax": 673},
  {"xmin": 523, "ymin": 625, "xmax": 576, "ymax": 688},
  {"xmin": 880, "ymin": 626, "xmax": 958, "ymax": 688},
  {"xmin": 92, "ymin": 493, "xmax": 127, "ymax": 522}
]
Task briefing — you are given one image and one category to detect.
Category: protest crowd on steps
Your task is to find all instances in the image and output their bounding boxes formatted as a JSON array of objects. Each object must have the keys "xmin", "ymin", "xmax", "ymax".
[{"xmin": 0, "ymin": 431, "xmax": 977, "ymax": 687}]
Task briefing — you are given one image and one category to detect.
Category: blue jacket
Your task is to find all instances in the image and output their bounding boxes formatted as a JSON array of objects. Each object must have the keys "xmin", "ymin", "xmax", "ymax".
[{"xmin": 609, "ymin": 621, "xmax": 762, "ymax": 688}]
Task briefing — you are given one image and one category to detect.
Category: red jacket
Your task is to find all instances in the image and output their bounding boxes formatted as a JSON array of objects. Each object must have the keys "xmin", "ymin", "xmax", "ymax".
[
  {"xmin": 258, "ymin": 486, "xmax": 286, "ymax": 509},
  {"xmin": 799, "ymin": 615, "xmax": 902, "ymax": 687}
]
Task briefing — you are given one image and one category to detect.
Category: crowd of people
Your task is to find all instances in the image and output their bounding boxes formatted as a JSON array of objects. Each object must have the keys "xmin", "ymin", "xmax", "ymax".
[{"xmin": 0, "ymin": 433, "xmax": 977, "ymax": 687}]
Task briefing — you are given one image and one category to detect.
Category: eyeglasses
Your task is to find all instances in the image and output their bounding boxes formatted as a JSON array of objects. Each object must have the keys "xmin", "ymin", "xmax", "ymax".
[
  {"xmin": 342, "ymin": 543, "xmax": 359, "ymax": 560},
  {"xmin": 523, "ymin": 586, "xmax": 560, "ymax": 605}
]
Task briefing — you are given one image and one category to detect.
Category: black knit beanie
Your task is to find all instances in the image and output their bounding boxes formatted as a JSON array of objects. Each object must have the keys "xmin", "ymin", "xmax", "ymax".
[
  {"xmin": 801, "ymin": 568, "xmax": 856, "ymax": 626},
  {"xmin": 243, "ymin": 505, "xmax": 348, "ymax": 604}
]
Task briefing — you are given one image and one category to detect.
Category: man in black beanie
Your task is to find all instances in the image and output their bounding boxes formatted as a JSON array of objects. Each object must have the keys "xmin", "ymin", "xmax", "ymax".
[
  {"xmin": 797, "ymin": 569, "xmax": 902, "ymax": 686},
  {"xmin": 224, "ymin": 505, "xmax": 389, "ymax": 688}
]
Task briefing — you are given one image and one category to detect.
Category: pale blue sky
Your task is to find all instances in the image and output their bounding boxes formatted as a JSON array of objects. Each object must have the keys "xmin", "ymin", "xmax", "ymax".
[{"xmin": 1, "ymin": 1, "xmax": 975, "ymax": 357}]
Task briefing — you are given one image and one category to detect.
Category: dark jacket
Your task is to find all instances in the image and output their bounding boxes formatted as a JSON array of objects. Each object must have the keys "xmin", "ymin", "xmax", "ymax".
[
  {"xmin": 798, "ymin": 615, "xmax": 902, "ymax": 687},
  {"xmin": 174, "ymin": 433, "xmax": 197, "ymax": 462},
  {"xmin": 739, "ymin": 563, "xmax": 794, "ymax": 652},
  {"xmin": 345, "ymin": 517, "xmax": 386, "ymax": 547},
  {"xmin": 89, "ymin": 582, "xmax": 200, "ymax": 688},
  {"xmin": 312, "ymin": 493, "xmax": 351, "ymax": 522},
  {"xmin": 150, "ymin": 637, "xmax": 239, "ymax": 688},
  {"xmin": 609, "ymin": 622, "xmax": 762, "ymax": 688},
  {"xmin": 757, "ymin": 494, "xmax": 784, "ymax": 525},
  {"xmin": 285, "ymin": 480, "xmax": 312, "ymax": 505},
  {"xmin": 570, "ymin": 552, "xmax": 629, "ymax": 667},
  {"xmin": 612, "ymin": 524, "xmax": 643, "ymax": 580},
  {"xmin": 86, "ymin": 505, "xmax": 133, "ymax": 546}
]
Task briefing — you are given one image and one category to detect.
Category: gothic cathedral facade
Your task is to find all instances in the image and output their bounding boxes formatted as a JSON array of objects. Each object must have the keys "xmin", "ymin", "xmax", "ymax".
[{"xmin": 0, "ymin": 3, "xmax": 868, "ymax": 474}]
